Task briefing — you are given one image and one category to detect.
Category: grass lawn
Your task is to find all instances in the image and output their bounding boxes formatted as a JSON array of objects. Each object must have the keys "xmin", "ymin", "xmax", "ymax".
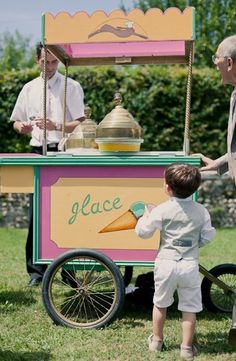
[{"xmin": 0, "ymin": 227, "xmax": 235, "ymax": 361}]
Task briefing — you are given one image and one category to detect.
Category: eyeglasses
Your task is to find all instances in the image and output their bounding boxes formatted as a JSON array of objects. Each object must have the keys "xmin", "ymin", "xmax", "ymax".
[{"xmin": 212, "ymin": 54, "xmax": 228, "ymax": 64}]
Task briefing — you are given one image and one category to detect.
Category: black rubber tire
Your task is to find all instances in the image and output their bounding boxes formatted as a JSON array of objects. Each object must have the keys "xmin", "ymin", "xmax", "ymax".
[
  {"xmin": 42, "ymin": 249, "xmax": 125, "ymax": 329},
  {"xmin": 201, "ymin": 263, "xmax": 236, "ymax": 313}
]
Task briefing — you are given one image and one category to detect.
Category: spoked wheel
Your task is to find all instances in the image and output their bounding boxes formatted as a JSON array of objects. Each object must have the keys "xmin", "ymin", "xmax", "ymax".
[
  {"xmin": 42, "ymin": 249, "xmax": 125, "ymax": 329},
  {"xmin": 201, "ymin": 263, "xmax": 236, "ymax": 313}
]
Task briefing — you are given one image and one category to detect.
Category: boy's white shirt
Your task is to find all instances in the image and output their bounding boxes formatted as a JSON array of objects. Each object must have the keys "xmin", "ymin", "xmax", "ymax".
[{"xmin": 135, "ymin": 196, "xmax": 216, "ymax": 260}]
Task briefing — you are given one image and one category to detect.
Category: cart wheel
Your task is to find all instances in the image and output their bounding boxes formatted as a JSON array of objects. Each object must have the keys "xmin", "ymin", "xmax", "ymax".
[
  {"xmin": 42, "ymin": 249, "xmax": 125, "ymax": 329},
  {"xmin": 201, "ymin": 263, "xmax": 236, "ymax": 313},
  {"xmin": 119, "ymin": 266, "xmax": 133, "ymax": 287}
]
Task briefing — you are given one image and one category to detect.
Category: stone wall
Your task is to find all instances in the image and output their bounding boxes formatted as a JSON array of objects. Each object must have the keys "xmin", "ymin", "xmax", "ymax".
[
  {"xmin": 198, "ymin": 173, "xmax": 236, "ymax": 228},
  {"xmin": 0, "ymin": 173, "xmax": 236, "ymax": 228},
  {"xmin": 0, "ymin": 193, "xmax": 29, "ymax": 228}
]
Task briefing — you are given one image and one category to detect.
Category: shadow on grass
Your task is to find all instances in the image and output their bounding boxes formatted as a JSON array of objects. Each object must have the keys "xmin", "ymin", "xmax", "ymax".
[
  {"xmin": 198, "ymin": 308, "xmax": 232, "ymax": 321},
  {"xmin": 121, "ymin": 295, "xmax": 236, "ymax": 356},
  {"xmin": 123, "ymin": 290, "xmax": 232, "ymax": 322},
  {"xmin": 0, "ymin": 350, "xmax": 52, "ymax": 361},
  {"xmin": 195, "ymin": 330, "xmax": 236, "ymax": 355},
  {"xmin": 0, "ymin": 290, "xmax": 37, "ymax": 307}
]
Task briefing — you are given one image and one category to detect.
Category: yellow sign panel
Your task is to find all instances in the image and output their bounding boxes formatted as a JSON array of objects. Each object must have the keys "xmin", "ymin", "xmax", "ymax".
[
  {"xmin": 0, "ymin": 166, "xmax": 34, "ymax": 193},
  {"xmin": 50, "ymin": 178, "xmax": 167, "ymax": 250}
]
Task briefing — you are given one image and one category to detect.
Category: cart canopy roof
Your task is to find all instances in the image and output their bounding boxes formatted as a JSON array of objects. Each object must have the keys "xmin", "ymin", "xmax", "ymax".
[{"xmin": 42, "ymin": 7, "xmax": 195, "ymax": 66}]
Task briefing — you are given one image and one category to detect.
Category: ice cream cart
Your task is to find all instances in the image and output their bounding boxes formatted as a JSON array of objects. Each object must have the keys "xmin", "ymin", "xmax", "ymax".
[{"xmin": 1, "ymin": 7, "xmax": 235, "ymax": 329}]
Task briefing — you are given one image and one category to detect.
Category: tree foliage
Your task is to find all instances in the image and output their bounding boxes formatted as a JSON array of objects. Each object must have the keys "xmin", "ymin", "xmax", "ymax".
[
  {"xmin": 0, "ymin": 31, "xmax": 35, "ymax": 72},
  {"xmin": 122, "ymin": 0, "xmax": 236, "ymax": 66}
]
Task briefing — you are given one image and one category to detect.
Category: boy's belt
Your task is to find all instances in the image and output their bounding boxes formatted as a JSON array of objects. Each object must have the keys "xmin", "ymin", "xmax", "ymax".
[{"xmin": 172, "ymin": 240, "xmax": 192, "ymax": 247}]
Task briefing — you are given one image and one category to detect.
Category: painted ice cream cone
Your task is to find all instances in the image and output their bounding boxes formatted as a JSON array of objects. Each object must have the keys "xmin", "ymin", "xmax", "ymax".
[
  {"xmin": 99, "ymin": 210, "xmax": 136, "ymax": 233},
  {"xmin": 99, "ymin": 201, "xmax": 145, "ymax": 233}
]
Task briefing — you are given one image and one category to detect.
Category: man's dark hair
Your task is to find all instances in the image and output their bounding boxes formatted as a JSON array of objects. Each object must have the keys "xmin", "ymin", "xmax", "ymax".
[
  {"xmin": 36, "ymin": 42, "xmax": 43, "ymax": 60},
  {"xmin": 165, "ymin": 163, "xmax": 201, "ymax": 198}
]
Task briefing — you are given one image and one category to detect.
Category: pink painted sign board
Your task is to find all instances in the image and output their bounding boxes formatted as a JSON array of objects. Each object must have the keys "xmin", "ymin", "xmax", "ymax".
[{"xmin": 38, "ymin": 166, "xmax": 166, "ymax": 263}]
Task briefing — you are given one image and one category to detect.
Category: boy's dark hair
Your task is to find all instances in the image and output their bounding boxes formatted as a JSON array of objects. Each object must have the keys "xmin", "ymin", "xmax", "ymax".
[
  {"xmin": 165, "ymin": 163, "xmax": 201, "ymax": 198},
  {"xmin": 36, "ymin": 42, "xmax": 43, "ymax": 60}
]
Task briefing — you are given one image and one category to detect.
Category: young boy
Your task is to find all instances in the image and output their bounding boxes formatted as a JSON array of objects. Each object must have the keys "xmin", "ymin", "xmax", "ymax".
[{"xmin": 135, "ymin": 163, "xmax": 216, "ymax": 361}]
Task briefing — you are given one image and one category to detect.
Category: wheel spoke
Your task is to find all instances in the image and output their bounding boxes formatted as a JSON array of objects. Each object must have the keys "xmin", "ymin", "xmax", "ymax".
[{"xmin": 86, "ymin": 292, "xmax": 114, "ymax": 313}]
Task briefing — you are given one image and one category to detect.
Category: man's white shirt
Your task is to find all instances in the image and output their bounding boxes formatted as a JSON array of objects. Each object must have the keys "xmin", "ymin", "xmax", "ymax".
[{"xmin": 10, "ymin": 71, "xmax": 84, "ymax": 146}]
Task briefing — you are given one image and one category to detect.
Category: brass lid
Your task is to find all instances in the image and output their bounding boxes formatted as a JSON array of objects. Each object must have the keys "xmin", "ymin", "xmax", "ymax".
[
  {"xmin": 70, "ymin": 105, "xmax": 97, "ymax": 139},
  {"xmin": 96, "ymin": 92, "xmax": 142, "ymax": 139}
]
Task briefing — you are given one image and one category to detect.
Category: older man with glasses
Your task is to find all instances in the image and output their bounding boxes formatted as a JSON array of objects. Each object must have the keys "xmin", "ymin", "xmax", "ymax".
[{"xmin": 201, "ymin": 35, "xmax": 236, "ymax": 183}]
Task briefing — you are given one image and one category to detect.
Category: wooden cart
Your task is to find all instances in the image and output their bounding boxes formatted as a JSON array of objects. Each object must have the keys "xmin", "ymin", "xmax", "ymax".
[{"xmin": 0, "ymin": 7, "xmax": 235, "ymax": 329}]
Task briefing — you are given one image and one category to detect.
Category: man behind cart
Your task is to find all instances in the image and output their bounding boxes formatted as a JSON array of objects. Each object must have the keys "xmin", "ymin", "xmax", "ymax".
[{"xmin": 10, "ymin": 42, "xmax": 85, "ymax": 286}]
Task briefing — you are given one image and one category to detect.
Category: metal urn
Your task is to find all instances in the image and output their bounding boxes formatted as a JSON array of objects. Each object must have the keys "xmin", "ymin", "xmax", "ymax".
[
  {"xmin": 95, "ymin": 92, "xmax": 143, "ymax": 152},
  {"xmin": 59, "ymin": 106, "xmax": 98, "ymax": 152}
]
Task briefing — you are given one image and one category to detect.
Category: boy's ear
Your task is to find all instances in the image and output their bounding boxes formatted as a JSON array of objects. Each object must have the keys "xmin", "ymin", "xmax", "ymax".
[{"xmin": 166, "ymin": 184, "xmax": 173, "ymax": 195}]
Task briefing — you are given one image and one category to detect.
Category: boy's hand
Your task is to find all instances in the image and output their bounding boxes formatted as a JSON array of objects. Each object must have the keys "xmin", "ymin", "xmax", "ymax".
[
  {"xmin": 146, "ymin": 204, "xmax": 156, "ymax": 212},
  {"xmin": 144, "ymin": 204, "xmax": 156, "ymax": 216}
]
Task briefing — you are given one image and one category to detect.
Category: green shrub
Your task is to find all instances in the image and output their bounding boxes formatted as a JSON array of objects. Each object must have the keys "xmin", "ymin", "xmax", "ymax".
[
  {"xmin": 208, "ymin": 206, "xmax": 225, "ymax": 228},
  {"xmin": 0, "ymin": 65, "xmax": 231, "ymax": 158}
]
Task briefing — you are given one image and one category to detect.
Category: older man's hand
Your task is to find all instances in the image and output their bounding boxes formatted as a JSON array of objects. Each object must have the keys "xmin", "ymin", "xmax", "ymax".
[{"xmin": 199, "ymin": 153, "xmax": 218, "ymax": 172}]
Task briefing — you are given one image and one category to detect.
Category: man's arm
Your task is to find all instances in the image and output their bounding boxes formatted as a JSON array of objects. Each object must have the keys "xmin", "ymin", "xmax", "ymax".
[
  {"xmin": 215, "ymin": 154, "xmax": 229, "ymax": 175},
  {"xmin": 65, "ymin": 79, "xmax": 85, "ymax": 123},
  {"xmin": 35, "ymin": 117, "xmax": 85, "ymax": 132},
  {"xmin": 64, "ymin": 117, "xmax": 85, "ymax": 132},
  {"xmin": 11, "ymin": 85, "xmax": 32, "ymax": 135}
]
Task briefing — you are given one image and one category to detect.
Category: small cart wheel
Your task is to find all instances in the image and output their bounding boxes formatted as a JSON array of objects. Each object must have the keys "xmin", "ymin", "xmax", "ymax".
[
  {"xmin": 42, "ymin": 249, "xmax": 125, "ymax": 329},
  {"xmin": 201, "ymin": 263, "xmax": 236, "ymax": 313}
]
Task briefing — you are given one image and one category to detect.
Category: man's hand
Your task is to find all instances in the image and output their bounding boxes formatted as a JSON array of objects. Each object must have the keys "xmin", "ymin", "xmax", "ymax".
[
  {"xmin": 14, "ymin": 121, "xmax": 33, "ymax": 135},
  {"xmin": 199, "ymin": 153, "xmax": 218, "ymax": 171},
  {"xmin": 35, "ymin": 118, "xmax": 56, "ymax": 131}
]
